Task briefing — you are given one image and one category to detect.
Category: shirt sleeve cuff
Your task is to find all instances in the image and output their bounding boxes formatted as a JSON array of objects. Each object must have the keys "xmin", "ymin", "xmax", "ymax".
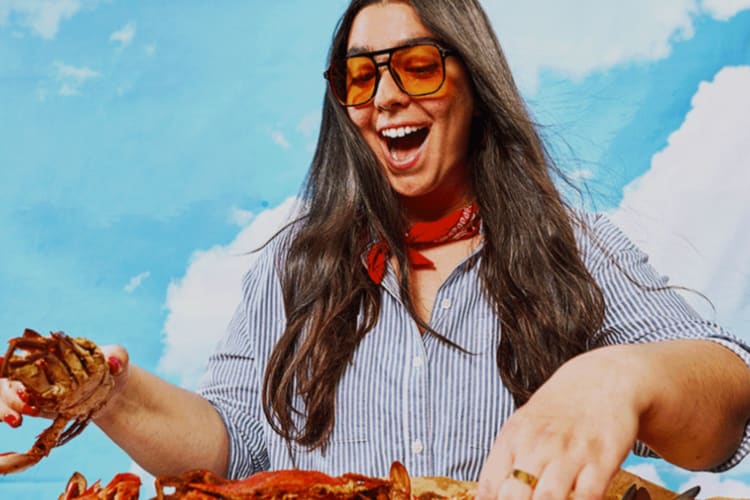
[{"xmin": 202, "ymin": 397, "xmax": 270, "ymax": 479}]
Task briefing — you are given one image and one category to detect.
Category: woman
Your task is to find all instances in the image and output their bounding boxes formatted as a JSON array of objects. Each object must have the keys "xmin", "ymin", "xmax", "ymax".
[{"xmin": 2, "ymin": 1, "xmax": 750, "ymax": 499}]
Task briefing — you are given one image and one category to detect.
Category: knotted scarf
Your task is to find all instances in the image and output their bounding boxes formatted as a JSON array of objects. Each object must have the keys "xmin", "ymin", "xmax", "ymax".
[{"xmin": 366, "ymin": 203, "xmax": 480, "ymax": 285}]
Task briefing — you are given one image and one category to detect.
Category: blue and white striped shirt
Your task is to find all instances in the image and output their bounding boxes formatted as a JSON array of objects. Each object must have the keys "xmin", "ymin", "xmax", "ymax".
[{"xmin": 198, "ymin": 212, "xmax": 750, "ymax": 480}]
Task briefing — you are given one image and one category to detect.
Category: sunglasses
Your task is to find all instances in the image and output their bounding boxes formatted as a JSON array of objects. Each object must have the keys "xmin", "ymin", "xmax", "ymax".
[{"xmin": 324, "ymin": 41, "xmax": 455, "ymax": 107}]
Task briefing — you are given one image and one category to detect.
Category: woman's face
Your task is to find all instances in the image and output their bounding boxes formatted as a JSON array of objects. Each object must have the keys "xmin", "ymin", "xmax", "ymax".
[{"xmin": 346, "ymin": 1, "xmax": 475, "ymax": 220}]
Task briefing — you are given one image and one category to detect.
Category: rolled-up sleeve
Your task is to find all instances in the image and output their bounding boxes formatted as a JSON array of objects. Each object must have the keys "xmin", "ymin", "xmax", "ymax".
[
  {"xmin": 580, "ymin": 213, "xmax": 750, "ymax": 470},
  {"xmin": 198, "ymin": 245, "xmax": 286, "ymax": 478}
]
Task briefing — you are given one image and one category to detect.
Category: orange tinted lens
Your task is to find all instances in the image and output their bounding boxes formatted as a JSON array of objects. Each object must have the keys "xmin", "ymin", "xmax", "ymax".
[
  {"xmin": 345, "ymin": 56, "xmax": 377, "ymax": 105},
  {"xmin": 391, "ymin": 45, "xmax": 444, "ymax": 95}
]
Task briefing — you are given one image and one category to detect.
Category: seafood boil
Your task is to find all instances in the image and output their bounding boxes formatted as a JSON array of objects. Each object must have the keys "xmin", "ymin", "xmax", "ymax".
[
  {"xmin": 57, "ymin": 463, "xmax": 711, "ymax": 500},
  {"xmin": 0, "ymin": 329, "xmax": 115, "ymax": 474}
]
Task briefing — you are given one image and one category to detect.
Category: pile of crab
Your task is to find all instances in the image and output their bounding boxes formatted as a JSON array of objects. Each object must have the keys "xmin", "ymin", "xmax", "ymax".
[
  {"xmin": 58, "ymin": 462, "xmax": 414, "ymax": 499},
  {"xmin": 55, "ymin": 463, "xmax": 698, "ymax": 500}
]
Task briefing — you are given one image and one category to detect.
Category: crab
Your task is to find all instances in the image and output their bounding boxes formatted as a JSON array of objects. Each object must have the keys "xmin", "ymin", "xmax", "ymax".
[
  {"xmin": 0, "ymin": 329, "xmax": 115, "ymax": 474},
  {"xmin": 154, "ymin": 461, "xmax": 411, "ymax": 499},
  {"xmin": 59, "ymin": 471, "xmax": 142, "ymax": 500}
]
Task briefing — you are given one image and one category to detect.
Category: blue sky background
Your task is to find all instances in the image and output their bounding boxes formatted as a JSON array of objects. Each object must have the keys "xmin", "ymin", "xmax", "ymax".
[{"xmin": 1, "ymin": 1, "xmax": 750, "ymax": 498}]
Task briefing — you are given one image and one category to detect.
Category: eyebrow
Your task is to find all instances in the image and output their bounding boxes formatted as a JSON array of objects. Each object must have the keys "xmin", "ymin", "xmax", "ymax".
[{"xmin": 346, "ymin": 36, "xmax": 440, "ymax": 57}]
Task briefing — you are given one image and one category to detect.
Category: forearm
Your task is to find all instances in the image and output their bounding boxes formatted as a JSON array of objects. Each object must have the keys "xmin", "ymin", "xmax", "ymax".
[
  {"xmin": 93, "ymin": 365, "xmax": 230, "ymax": 477},
  {"xmin": 631, "ymin": 339, "xmax": 750, "ymax": 469}
]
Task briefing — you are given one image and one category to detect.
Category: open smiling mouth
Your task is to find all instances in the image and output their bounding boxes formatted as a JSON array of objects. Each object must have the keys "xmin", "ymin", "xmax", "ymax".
[{"xmin": 381, "ymin": 126, "xmax": 429, "ymax": 164}]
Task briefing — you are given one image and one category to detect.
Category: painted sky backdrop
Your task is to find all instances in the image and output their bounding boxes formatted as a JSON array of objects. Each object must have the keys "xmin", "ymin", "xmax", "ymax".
[{"xmin": 1, "ymin": 0, "xmax": 750, "ymax": 498}]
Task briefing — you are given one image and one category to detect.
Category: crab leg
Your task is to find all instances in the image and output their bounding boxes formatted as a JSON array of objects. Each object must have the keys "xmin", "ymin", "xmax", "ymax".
[
  {"xmin": 0, "ymin": 415, "xmax": 68, "ymax": 474},
  {"xmin": 57, "ymin": 415, "xmax": 93, "ymax": 446}
]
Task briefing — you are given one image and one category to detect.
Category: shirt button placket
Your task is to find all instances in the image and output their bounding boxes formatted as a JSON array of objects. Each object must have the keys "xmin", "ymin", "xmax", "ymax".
[
  {"xmin": 409, "ymin": 343, "xmax": 430, "ymax": 474},
  {"xmin": 411, "ymin": 439, "xmax": 424, "ymax": 455}
]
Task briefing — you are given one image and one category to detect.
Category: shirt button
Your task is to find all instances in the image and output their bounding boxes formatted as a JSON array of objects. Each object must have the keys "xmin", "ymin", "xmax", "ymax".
[
  {"xmin": 413, "ymin": 356, "xmax": 424, "ymax": 368},
  {"xmin": 441, "ymin": 298, "xmax": 452, "ymax": 309},
  {"xmin": 412, "ymin": 439, "xmax": 424, "ymax": 455}
]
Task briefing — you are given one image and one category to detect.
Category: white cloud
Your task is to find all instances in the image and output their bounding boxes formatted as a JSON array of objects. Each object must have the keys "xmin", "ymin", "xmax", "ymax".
[
  {"xmin": 124, "ymin": 271, "xmax": 150, "ymax": 293},
  {"xmin": 271, "ymin": 130, "xmax": 290, "ymax": 149},
  {"xmin": 158, "ymin": 197, "xmax": 299, "ymax": 388},
  {"xmin": 480, "ymin": 0, "xmax": 750, "ymax": 93},
  {"xmin": 481, "ymin": 0, "xmax": 698, "ymax": 92},
  {"xmin": 610, "ymin": 65, "xmax": 750, "ymax": 338},
  {"xmin": 623, "ymin": 463, "xmax": 666, "ymax": 487},
  {"xmin": 144, "ymin": 43, "xmax": 156, "ymax": 56},
  {"xmin": 54, "ymin": 61, "xmax": 101, "ymax": 95},
  {"xmin": 678, "ymin": 472, "xmax": 750, "ymax": 497},
  {"xmin": 702, "ymin": 0, "xmax": 750, "ymax": 19},
  {"xmin": 109, "ymin": 21, "xmax": 135, "ymax": 48},
  {"xmin": 0, "ymin": 0, "xmax": 99, "ymax": 39},
  {"xmin": 229, "ymin": 207, "xmax": 254, "ymax": 227}
]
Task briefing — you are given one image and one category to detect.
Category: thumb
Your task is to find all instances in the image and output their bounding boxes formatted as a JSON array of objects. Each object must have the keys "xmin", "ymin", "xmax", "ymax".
[{"xmin": 99, "ymin": 345, "xmax": 129, "ymax": 377}]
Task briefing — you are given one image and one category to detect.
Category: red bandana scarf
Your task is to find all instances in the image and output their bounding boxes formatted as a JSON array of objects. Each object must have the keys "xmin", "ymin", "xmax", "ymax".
[{"xmin": 366, "ymin": 203, "xmax": 481, "ymax": 285}]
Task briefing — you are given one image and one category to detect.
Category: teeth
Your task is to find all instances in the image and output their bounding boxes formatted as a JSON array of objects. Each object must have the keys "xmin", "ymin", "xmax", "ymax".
[{"xmin": 380, "ymin": 126, "xmax": 422, "ymax": 139}]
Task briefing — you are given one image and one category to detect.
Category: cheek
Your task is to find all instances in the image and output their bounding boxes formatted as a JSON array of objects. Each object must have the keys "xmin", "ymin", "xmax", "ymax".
[
  {"xmin": 441, "ymin": 64, "xmax": 475, "ymax": 126},
  {"xmin": 347, "ymin": 108, "xmax": 381, "ymax": 153},
  {"xmin": 445, "ymin": 96, "xmax": 475, "ymax": 148},
  {"xmin": 347, "ymin": 107, "xmax": 370, "ymax": 132}
]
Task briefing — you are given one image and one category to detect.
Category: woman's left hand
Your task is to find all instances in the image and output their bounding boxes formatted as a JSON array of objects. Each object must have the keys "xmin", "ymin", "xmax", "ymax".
[{"xmin": 476, "ymin": 346, "xmax": 647, "ymax": 500}]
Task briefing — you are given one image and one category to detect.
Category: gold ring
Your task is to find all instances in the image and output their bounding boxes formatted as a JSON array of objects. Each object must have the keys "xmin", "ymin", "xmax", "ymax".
[{"xmin": 509, "ymin": 468, "xmax": 539, "ymax": 489}]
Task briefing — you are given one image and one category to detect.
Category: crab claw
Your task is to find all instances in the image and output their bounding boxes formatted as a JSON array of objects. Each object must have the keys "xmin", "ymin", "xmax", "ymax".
[{"xmin": 59, "ymin": 471, "xmax": 142, "ymax": 500}]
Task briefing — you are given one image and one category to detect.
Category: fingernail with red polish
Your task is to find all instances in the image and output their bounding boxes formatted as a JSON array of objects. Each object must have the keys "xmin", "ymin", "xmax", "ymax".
[
  {"xmin": 22, "ymin": 404, "xmax": 40, "ymax": 416},
  {"xmin": 3, "ymin": 414, "xmax": 21, "ymax": 428},
  {"xmin": 17, "ymin": 389, "xmax": 29, "ymax": 403},
  {"xmin": 107, "ymin": 356, "xmax": 122, "ymax": 375}
]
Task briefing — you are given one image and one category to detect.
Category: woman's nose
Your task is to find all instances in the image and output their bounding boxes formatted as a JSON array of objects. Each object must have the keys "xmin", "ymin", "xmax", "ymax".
[{"xmin": 373, "ymin": 67, "xmax": 410, "ymax": 110}]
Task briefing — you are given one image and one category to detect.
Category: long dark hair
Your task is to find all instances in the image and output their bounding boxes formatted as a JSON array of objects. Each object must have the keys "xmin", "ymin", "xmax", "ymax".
[{"xmin": 262, "ymin": 0, "xmax": 606, "ymax": 450}]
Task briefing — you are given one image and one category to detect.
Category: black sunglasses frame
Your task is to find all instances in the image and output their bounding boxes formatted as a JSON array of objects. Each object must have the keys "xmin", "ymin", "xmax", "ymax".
[{"xmin": 324, "ymin": 40, "xmax": 455, "ymax": 107}]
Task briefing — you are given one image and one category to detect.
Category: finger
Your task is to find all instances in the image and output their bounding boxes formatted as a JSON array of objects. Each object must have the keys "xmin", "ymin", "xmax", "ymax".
[
  {"xmin": 476, "ymin": 443, "xmax": 514, "ymax": 499},
  {"xmin": 531, "ymin": 459, "xmax": 579, "ymax": 500},
  {"xmin": 0, "ymin": 379, "xmax": 25, "ymax": 427},
  {"xmin": 4, "ymin": 379, "xmax": 41, "ymax": 417},
  {"xmin": 498, "ymin": 465, "xmax": 542, "ymax": 500},
  {"xmin": 573, "ymin": 463, "xmax": 614, "ymax": 500},
  {"xmin": 0, "ymin": 379, "xmax": 26, "ymax": 411},
  {"xmin": 2, "ymin": 412, "xmax": 22, "ymax": 427},
  {"xmin": 99, "ymin": 345, "xmax": 129, "ymax": 376},
  {"xmin": 16, "ymin": 387, "xmax": 40, "ymax": 417}
]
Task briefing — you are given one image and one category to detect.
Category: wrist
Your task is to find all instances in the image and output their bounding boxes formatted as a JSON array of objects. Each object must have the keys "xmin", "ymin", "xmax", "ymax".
[
  {"xmin": 93, "ymin": 363, "xmax": 134, "ymax": 423},
  {"xmin": 561, "ymin": 344, "xmax": 655, "ymax": 419}
]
